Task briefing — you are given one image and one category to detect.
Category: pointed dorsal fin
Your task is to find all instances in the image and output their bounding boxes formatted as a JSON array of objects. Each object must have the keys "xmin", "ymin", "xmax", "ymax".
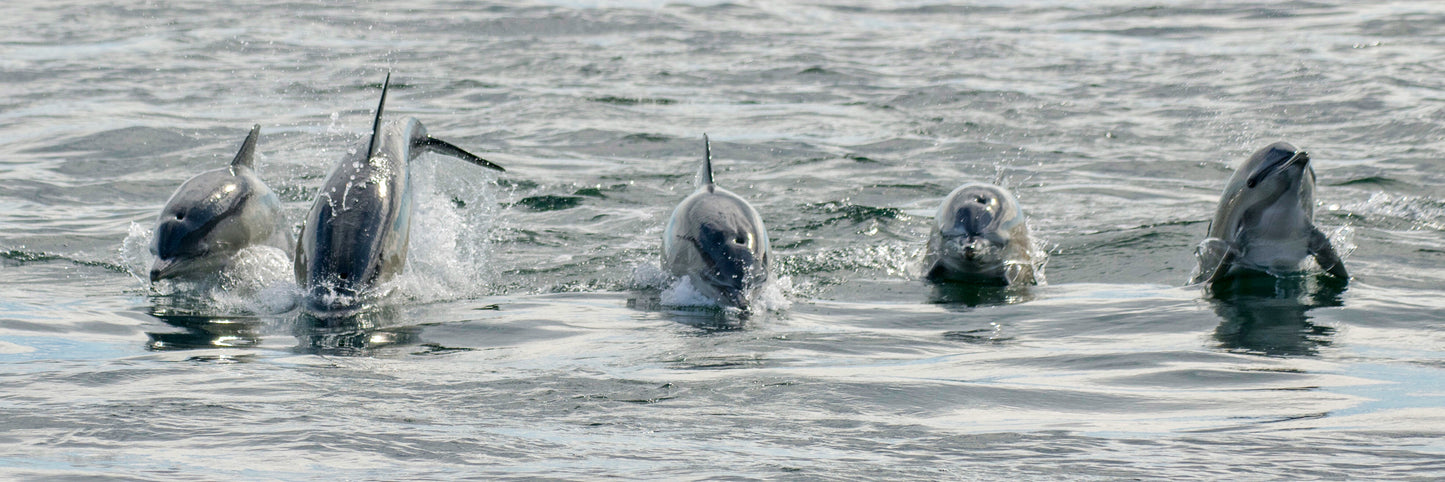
[
  {"xmin": 365, "ymin": 72, "xmax": 391, "ymax": 160},
  {"xmin": 230, "ymin": 124, "xmax": 261, "ymax": 169},
  {"xmin": 698, "ymin": 133, "xmax": 715, "ymax": 191},
  {"xmin": 419, "ymin": 136, "xmax": 505, "ymax": 171}
]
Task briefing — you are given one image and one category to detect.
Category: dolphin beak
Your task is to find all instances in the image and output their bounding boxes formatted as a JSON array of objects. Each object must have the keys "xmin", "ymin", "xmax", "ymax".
[
  {"xmin": 1246, "ymin": 150, "xmax": 1309, "ymax": 188},
  {"xmin": 719, "ymin": 286, "xmax": 750, "ymax": 310},
  {"xmin": 149, "ymin": 258, "xmax": 180, "ymax": 283}
]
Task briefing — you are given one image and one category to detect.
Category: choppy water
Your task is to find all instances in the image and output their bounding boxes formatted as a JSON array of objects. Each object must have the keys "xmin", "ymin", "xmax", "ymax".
[{"xmin": 3, "ymin": 1, "xmax": 1445, "ymax": 479}]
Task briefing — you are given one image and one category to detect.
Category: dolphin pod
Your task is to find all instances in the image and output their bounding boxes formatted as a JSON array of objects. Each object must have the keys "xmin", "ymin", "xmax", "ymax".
[
  {"xmin": 150, "ymin": 124, "xmax": 292, "ymax": 282},
  {"xmin": 294, "ymin": 73, "xmax": 504, "ymax": 313},
  {"xmin": 662, "ymin": 135, "xmax": 771, "ymax": 310},
  {"xmin": 145, "ymin": 76, "xmax": 1354, "ymax": 309}
]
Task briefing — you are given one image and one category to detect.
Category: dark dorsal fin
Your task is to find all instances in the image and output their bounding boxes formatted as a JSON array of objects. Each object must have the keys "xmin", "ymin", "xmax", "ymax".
[
  {"xmin": 365, "ymin": 72, "xmax": 391, "ymax": 161},
  {"xmin": 699, "ymin": 133, "xmax": 715, "ymax": 192},
  {"xmin": 230, "ymin": 124, "xmax": 261, "ymax": 169},
  {"xmin": 419, "ymin": 137, "xmax": 505, "ymax": 172}
]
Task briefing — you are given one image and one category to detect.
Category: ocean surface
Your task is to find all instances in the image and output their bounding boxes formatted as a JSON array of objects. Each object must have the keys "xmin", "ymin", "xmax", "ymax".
[{"xmin": 3, "ymin": 0, "xmax": 1444, "ymax": 479}]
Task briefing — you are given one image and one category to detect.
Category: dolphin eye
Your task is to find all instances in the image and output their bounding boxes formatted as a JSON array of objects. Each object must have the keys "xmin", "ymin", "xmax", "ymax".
[
  {"xmin": 735, "ymin": 235, "xmax": 748, "ymax": 245},
  {"xmin": 974, "ymin": 195, "xmax": 987, "ymax": 204},
  {"xmin": 175, "ymin": 212, "xmax": 185, "ymax": 220}
]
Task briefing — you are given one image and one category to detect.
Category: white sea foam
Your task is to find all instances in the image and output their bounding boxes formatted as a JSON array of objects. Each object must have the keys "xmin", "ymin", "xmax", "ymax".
[
  {"xmin": 640, "ymin": 261, "xmax": 793, "ymax": 312},
  {"xmin": 392, "ymin": 154, "xmax": 504, "ymax": 305},
  {"xmin": 121, "ymin": 221, "xmax": 299, "ymax": 314},
  {"xmin": 119, "ymin": 221, "xmax": 155, "ymax": 286}
]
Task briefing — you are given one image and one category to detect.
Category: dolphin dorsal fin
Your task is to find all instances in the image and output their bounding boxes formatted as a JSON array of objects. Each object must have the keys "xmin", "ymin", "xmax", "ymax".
[
  {"xmin": 419, "ymin": 137, "xmax": 506, "ymax": 171},
  {"xmin": 230, "ymin": 124, "xmax": 261, "ymax": 169},
  {"xmin": 699, "ymin": 134, "xmax": 715, "ymax": 192},
  {"xmin": 365, "ymin": 73, "xmax": 391, "ymax": 161}
]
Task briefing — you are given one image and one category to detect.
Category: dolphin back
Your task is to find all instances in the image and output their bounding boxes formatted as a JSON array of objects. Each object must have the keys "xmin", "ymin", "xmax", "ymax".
[
  {"xmin": 296, "ymin": 123, "xmax": 414, "ymax": 308},
  {"xmin": 295, "ymin": 72, "xmax": 509, "ymax": 310}
]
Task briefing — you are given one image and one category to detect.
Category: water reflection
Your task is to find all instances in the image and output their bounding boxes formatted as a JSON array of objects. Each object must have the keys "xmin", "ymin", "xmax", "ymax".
[
  {"xmin": 626, "ymin": 292, "xmax": 750, "ymax": 332},
  {"xmin": 927, "ymin": 283, "xmax": 1034, "ymax": 308},
  {"xmin": 147, "ymin": 298, "xmax": 446, "ymax": 356},
  {"xmin": 1206, "ymin": 274, "xmax": 1346, "ymax": 357},
  {"xmin": 146, "ymin": 303, "xmax": 266, "ymax": 351},
  {"xmin": 293, "ymin": 307, "xmax": 426, "ymax": 356}
]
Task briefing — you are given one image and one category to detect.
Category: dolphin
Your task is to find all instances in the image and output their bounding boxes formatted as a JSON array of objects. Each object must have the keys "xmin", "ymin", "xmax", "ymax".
[
  {"xmin": 662, "ymin": 135, "xmax": 770, "ymax": 309},
  {"xmin": 923, "ymin": 182, "xmax": 1038, "ymax": 285},
  {"xmin": 1189, "ymin": 141, "xmax": 1348, "ymax": 285},
  {"xmin": 150, "ymin": 125, "xmax": 292, "ymax": 282},
  {"xmin": 295, "ymin": 73, "xmax": 504, "ymax": 312}
]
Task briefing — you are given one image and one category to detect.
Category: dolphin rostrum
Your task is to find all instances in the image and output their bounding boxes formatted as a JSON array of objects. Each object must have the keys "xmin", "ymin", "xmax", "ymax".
[
  {"xmin": 923, "ymin": 182, "xmax": 1038, "ymax": 285},
  {"xmin": 1190, "ymin": 141, "xmax": 1348, "ymax": 285},
  {"xmin": 150, "ymin": 125, "xmax": 292, "ymax": 282},
  {"xmin": 295, "ymin": 73, "xmax": 504, "ymax": 312},
  {"xmin": 662, "ymin": 135, "xmax": 771, "ymax": 309}
]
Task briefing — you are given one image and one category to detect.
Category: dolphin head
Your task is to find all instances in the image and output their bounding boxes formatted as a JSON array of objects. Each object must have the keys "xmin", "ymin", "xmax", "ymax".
[
  {"xmin": 664, "ymin": 189, "xmax": 771, "ymax": 310},
  {"xmin": 691, "ymin": 219, "xmax": 768, "ymax": 307},
  {"xmin": 1208, "ymin": 141, "xmax": 1318, "ymax": 241},
  {"xmin": 1240, "ymin": 142, "xmax": 1314, "ymax": 195},
  {"xmin": 926, "ymin": 183, "xmax": 1026, "ymax": 284},
  {"xmin": 150, "ymin": 169, "xmax": 255, "ymax": 282},
  {"xmin": 150, "ymin": 125, "xmax": 277, "ymax": 283}
]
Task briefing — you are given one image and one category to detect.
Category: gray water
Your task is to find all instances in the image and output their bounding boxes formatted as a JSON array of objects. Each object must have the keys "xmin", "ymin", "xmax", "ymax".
[{"xmin": 3, "ymin": 0, "xmax": 1445, "ymax": 479}]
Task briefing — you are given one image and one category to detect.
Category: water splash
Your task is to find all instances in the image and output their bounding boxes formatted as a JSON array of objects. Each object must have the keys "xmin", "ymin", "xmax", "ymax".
[
  {"xmin": 1020, "ymin": 221, "xmax": 1051, "ymax": 285},
  {"xmin": 1327, "ymin": 224, "xmax": 1356, "ymax": 260},
  {"xmin": 658, "ymin": 275, "xmax": 714, "ymax": 307},
  {"xmin": 628, "ymin": 261, "xmax": 673, "ymax": 290},
  {"xmin": 633, "ymin": 261, "xmax": 792, "ymax": 312},
  {"xmin": 119, "ymin": 221, "xmax": 156, "ymax": 285},
  {"xmin": 120, "ymin": 221, "xmax": 298, "ymax": 314},
  {"xmin": 1337, "ymin": 192, "xmax": 1445, "ymax": 231},
  {"xmin": 212, "ymin": 245, "xmax": 298, "ymax": 314},
  {"xmin": 392, "ymin": 153, "xmax": 503, "ymax": 304}
]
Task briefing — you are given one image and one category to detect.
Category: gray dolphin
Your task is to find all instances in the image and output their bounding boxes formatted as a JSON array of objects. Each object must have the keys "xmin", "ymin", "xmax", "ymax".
[
  {"xmin": 1190, "ymin": 141, "xmax": 1348, "ymax": 285},
  {"xmin": 923, "ymin": 182, "xmax": 1038, "ymax": 285},
  {"xmin": 662, "ymin": 135, "xmax": 770, "ymax": 309},
  {"xmin": 295, "ymin": 74, "xmax": 504, "ymax": 312},
  {"xmin": 150, "ymin": 125, "xmax": 292, "ymax": 282}
]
